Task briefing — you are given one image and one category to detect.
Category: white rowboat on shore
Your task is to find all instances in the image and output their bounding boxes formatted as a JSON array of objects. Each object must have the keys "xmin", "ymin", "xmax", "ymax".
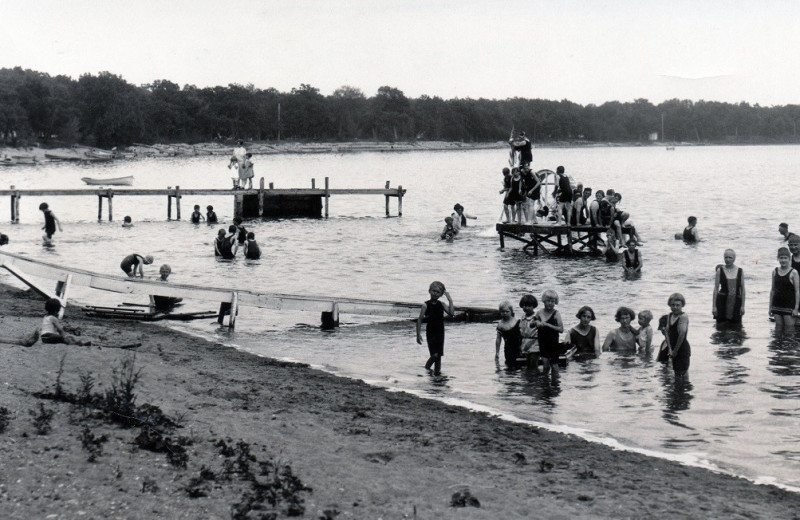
[{"xmin": 81, "ymin": 175, "xmax": 134, "ymax": 186}]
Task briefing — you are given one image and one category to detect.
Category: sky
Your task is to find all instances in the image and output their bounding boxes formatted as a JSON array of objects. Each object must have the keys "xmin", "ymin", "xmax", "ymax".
[{"xmin": 3, "ymin": 0, "xmax": 800, "ymax": 106}]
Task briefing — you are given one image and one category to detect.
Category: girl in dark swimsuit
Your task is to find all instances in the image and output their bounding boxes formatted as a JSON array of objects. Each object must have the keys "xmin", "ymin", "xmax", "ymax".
[
  {"xmin": 665, "ymin": 293, "xmax": 691, "ymax": 382},
  {"xmin": 534, "ymin": 290, "xmax": 564, "ymax": 380},
  {"xmin": 495, "ymin": 301, "xmax": 522, "ymax": 366}
]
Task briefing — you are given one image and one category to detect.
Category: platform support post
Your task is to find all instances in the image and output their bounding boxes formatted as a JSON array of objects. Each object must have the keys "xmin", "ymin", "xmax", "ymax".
[
  {"xmin": 175, "ymin": 186, "xmax": 181, "ymax": 220},
  {"xmin": 397, "ymin": 185, "xmax": 403, "ymax": 217},
  {"xmin": 384, "ymin": 181, "xmax": 390, "ymax": 217},
  {"xmin": 258, "ymin": 177, "xmax": 265, "ymax": 216},
  {"xmin": 167, "ymin": 191, "xmax": 172, "ymax": 220},
  {"xmin": 324, "ymin": 177, "xmax": 330, "ymax": 218},
  {"xmin": 107, "ymin": 189, "xmax": 113, "ymax": 221},
  {"xmin": 97, "ymin": 194, "xmax": 103, "ymax": 222}
]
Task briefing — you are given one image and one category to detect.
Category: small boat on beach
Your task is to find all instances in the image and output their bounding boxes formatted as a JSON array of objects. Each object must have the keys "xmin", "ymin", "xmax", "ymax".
[{"xmin": 81, "ymin": 175, "xmax": 134, "ymax": 186}]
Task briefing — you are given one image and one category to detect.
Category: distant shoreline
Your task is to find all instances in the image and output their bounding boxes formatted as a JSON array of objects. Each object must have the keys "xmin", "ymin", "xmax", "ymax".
[{"xmin": 0, "ymin": 139, "xmax": 784, "ymax": 165}]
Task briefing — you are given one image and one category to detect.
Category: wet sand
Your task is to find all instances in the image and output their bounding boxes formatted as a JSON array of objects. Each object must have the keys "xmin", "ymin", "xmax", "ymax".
[{"xmin": 0, "ymin": 283, "xmax": 798, "ymax": 519}]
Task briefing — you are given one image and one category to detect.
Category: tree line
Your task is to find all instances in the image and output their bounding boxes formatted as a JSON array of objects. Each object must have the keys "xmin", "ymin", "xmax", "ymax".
[{"xmin": 2, "ymin": 66, "xmax": 800, "ymax": 148}]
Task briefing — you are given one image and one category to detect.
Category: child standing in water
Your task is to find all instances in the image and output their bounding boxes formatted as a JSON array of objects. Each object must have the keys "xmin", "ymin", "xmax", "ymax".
[
  {"xmin": 664, "ymin": 293, "xmax": 691, "ymax": 382},
  {"xmin": 636, "ymin": 310, "xmax": 654, "ymax": 351},
  {"xmin": 518, "ymin": 294, "xmax": 539, "ymax": 369},
  {"xmin": 769, "ymin": 247, "xmax": 800, "ymax": 330},
  {"xmin": 39, "ymin": 202, "xmax": 62, "ymax": 245},
  {"xmin": 190, "ymin": 205, "xmax": 205, "ymax": 224},
  {"xmin": 534, "ymin": 289, "xmax": 564, "ymax": 379},
  {"xmin": 495, "ymin": 301, "xmax": 522, "ymax": 366},
  {"xmin": 417, "ymin": 281, "xmax": 454, "ymax": 375}
]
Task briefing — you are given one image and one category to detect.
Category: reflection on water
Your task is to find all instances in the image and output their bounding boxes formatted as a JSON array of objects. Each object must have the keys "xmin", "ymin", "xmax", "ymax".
[{"xmin": 767, "ymin": 332, "xmax": 800, "ymax": 378}]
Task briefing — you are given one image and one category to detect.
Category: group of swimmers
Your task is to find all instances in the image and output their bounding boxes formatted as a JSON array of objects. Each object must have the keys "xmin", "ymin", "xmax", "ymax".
[
  {"xmin": 440, "ymin": 203, "xmax": 477, "ymax": 240},
  {"xmin": 418, "ymin": 280, "xmax": 691, "ymax": 382}
]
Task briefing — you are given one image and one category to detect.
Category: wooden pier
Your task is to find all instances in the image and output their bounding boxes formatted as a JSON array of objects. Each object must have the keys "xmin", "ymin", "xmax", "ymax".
[
  {"xmin": 0, "ymin": 251, "xmax": 498, "ymax": 329},
  {"xmin": 497, "ymin": 223, "xmax": 628, "ymax": 256},
  {"xmin": 1, "ymin": 177, "xmax": 406, "ymax": 222}
]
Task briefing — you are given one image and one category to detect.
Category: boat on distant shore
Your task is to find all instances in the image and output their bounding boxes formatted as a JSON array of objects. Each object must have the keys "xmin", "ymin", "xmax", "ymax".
[{"xmin": 81, "ymin": 175, "xmax": 134, "ymax": 186}]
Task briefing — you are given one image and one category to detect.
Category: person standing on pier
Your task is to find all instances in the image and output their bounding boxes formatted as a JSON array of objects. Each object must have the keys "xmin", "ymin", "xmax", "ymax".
[
  {"xmin": 508, "ymin": 131, "xmax": 533, "ymax": 169},
  {"xmin": 39, "ymin": 202, "xmax": 62, "ymax": 245},
  {"xmin": 228, "ymin": 140, "xmax": 247, "ymax": 188},
  {"xmin": 554, "ymin": 166, "xmax": 573, "ymax": 226},
  {"xmin": 417, "ymin": 281, "xmax": 454, "ymax": 375}
]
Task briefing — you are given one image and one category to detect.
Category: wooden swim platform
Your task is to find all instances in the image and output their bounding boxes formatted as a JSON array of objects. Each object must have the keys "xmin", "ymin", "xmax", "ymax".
[
  {"xmin": 0, "ymin": 251, "xmax": 498, "ymax": 329},
  {"xmin": 1, "ymin": 176, "xmax": 406, "ymax": 222},
  {"xmin": 496, "ymin": 223, "xmax": 631, "ymax": 256}
]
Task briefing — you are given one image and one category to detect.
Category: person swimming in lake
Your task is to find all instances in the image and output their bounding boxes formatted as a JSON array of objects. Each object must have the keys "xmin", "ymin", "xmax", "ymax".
[
  {"xmin": 622, "ymin": 240, "xmax": 642, "ymax": 274},
  {"xmin": 149, "ymin": 264, "xmax": 183, "ymax": 311},
  {"xmin": 676, "ymin": 216, "xmax": 699, "ymax": 242},
  {"xmin": 215, "ymin": 227, "xmax": 237, "ymax": 259},
  {"xmin": 190, "ymin": 205, "xmax": 205, "ymax": 224},
  {"xmin": 602, "ymin": 306, "xmax": 638, "ymax": 352},
  {"xmin": 243, "ymin": 231, "xmax": 261, "ymax": 259},
  {"xmin": 206, "ymin": 205, "xmax": 218, "ymax": 224},
  {"xmin": 451, "ymin": 203, "xmax": 477, "ymax": 231},
  {"xmin": 441, "ymin": 216, "xmax": 458, "ymax": 240},
  {"xmin": 569, "ymin": 306, "xmax": 601, "ymax": 359},
  {"xmin": 121, "ymin": 215, "xmax": 133, "ymax": 228}
]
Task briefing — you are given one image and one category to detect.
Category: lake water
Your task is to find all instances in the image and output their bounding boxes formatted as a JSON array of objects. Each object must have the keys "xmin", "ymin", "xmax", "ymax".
[{"xmin": 2, "ymin": 144, "xmax": 800, "ymax": 490}]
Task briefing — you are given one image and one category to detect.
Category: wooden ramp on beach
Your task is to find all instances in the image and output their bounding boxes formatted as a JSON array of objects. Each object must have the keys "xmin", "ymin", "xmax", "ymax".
[{"xmin": 0, "ymin": 251, "xmax": 498, "ymax": 328}]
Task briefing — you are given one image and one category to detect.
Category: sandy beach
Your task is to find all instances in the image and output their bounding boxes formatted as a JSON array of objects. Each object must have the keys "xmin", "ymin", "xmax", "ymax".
[{"xmin": 0, "ymin": 283, "xmax": 798, "ymax": 519}]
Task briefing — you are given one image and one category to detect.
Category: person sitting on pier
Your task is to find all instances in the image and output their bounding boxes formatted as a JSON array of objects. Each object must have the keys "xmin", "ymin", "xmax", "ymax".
[
  {"xmin": 149, "ymin": 264, "xmax": 183, "ymax": 312},
  {"xmin": 451, "ymin": 203, "xmax": 477, "ymax": 231},
  {"xmin": 441, "ymin": 217, "xmax": 458, "ymax": 240},
  {"xmin": 622, "ymin": 240, "xmax": 642, "ymax": 274},
  {"xmin": 589, "ymin": 190, "xmax": 604, "ymax": 227},
  {"xmin": 597, "ymin": 191, "xmax": 616, "ymax": 229},
  {"xmin": 120, "ymin": 253, "xmax": 153, "ymax": 278},
  {"xmin": 243, "ymin": 231, "xmax": 261, "ymax": 259},
  {"xmin": 554, "ymin": 166, "xmax": 573, "ymax": 225},
  {"xmin": 508, "ymin": 131, "xmax": 533, "ymax": 169},
  {"xmin": 190, "ymin": 205, "xmax": 205, "ymax": 224},
  {"xmin": 215, "ymin": 227, "xmax": 238, "ymax": 259},
  {"xmin": 206, "ymin": 205, "xmax": 218, "ymax": 224}
]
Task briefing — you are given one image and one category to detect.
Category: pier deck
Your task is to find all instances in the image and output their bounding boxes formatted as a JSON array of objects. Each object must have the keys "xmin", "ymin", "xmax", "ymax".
[
  {"xmin": 497, "ymin": 223, "xmax": 630, "ymax": 256},
  {"xmin": 1, "ymin": 177, "xmax": 406, "ymax": 222}
]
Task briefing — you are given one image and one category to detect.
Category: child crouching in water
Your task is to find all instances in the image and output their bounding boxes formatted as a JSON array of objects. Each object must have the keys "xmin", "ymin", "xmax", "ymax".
[
  {"xmin": 417, "ymin": 281, "xmax": 454, "ymax": 375},
  {"xmin": 40, "ymin": 298, "xmax": 91, "ymax": 345}
]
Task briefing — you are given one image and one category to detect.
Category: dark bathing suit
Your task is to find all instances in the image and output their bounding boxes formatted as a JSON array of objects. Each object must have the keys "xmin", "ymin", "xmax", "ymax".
[
  {"xmin": 537, "ymin": 312, "xmax": 560, "ymax": 361},
  {"xmin": 682, "ymin": 226, "xmax": 696, "ymax": 242},
  {"xmin": 715, "ymin": 266, "xmax": 743, "ymax": 322},
  {"xmin": 667, "ymin": 315, "xmax": 690, "ymax": 374},
  {"xmin": 771, "ymin": 268, "xmax": 797, "ymax": 315},
  {"xmin": 216, "ymin": 237, "xmax": 235, "ymax": 259},
  {"xmin": 43, "ymin": 210, "xmax": 56, "ymax": 238},
  {"xmin": 497, "ymin": 320, "xmax": 522, "ymax": 365},
  {"xmin": 570, "ymin": 326, "xmax": 597, "ymax": 357},
  {"xmin": 424, "ymin": 299, "xmax": 445, "ymax": 357},
  {"xmin": 120, "ymin": 254, "xmax": 142, "ymax": 275}
]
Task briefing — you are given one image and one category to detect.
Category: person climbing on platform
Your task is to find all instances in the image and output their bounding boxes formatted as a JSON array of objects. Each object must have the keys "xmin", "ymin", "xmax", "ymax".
[{"xmin": 508, "ymin": 131, "xmax": 533, "ymax": 169}]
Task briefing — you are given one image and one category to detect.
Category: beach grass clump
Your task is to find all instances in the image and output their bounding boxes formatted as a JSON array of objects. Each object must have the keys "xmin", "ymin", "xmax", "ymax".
[
  {"xmin": 0, "ymin": 407, "xmax": 10, "ymax": 433},
  {"xmin": 29, "ymin": 403, "xmax": 55, "ymax": 435},
  {"xmin": 79, "ymin": 425, "xmax": 108, "ymax": 462},
  {"xmin": 103, "ymin": 356, "xmax": 141, "ymax": 426}
]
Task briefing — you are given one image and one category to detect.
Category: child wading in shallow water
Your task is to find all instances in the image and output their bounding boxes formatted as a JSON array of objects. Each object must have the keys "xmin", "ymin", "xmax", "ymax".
[
  {"xmin": 534, "ymin": 289, "xmax": 564, "ymax": 380},
  {"xmin": 770, "ymin": 246, "xmax": 800, "ymax": 330},
  {"xmin": 663, "ymin": 293, "xmax": 691, "ymax": 382},
  {"xmin": 417, "ymin": 281, "xmax": 454, "ymax": 375}
]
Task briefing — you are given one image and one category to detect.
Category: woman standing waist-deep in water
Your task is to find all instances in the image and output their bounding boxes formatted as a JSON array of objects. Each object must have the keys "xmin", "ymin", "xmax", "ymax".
[{"xmin": 713, "ymin": 248, "xmax": 745, "ymax": 323}]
